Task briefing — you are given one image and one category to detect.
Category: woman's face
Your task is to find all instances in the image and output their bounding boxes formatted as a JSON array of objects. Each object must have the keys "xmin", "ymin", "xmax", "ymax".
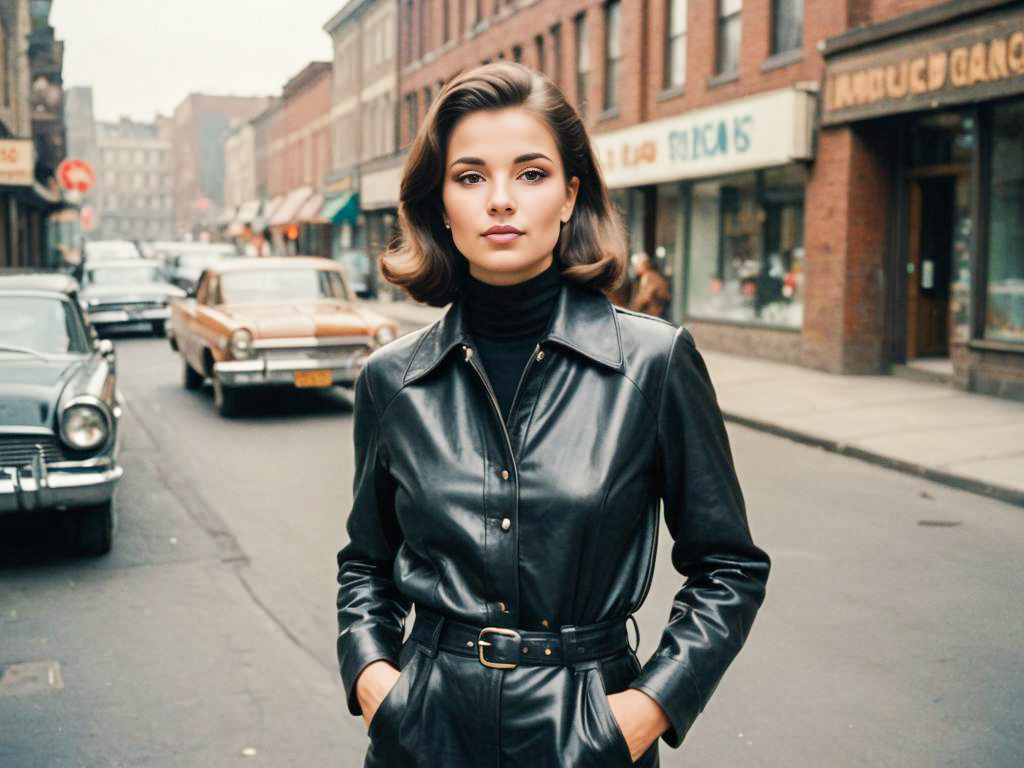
[{"xmin": 442, "ymin": 107, "xmax": 579, "ymax": 286}]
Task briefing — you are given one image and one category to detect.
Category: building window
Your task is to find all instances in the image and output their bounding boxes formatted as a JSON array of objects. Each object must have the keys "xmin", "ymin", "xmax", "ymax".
[
  {"xmin": 686, "ymin": 165, "xmax": 806, "ymax": 327},
  {"xmin": 574, "ymin": 13, "xmax": 589, "ymax": 116},
  {"xmin": 550, "ymin": 24, "xmax": 562, "ymax": 87},
  {"xmin": 424, "ymin": 85, "xmax": 433, "ymax": 112},
  {"xmin": 535, "ymin": 33, "xmax": 546, "ymax": 75},
  {"xmin": 405, "ymin": 92, "xmax": 419, "ymax": 144},
  {"xmin": 664, "ymin": 0, "xmax": 687, "ymax": 89},
  {"xmin": 402, "ymin": 0, "xmax": 414, "ymax": 66},
  {"xmin": 419, "ymin": 0, "xmax": 429, "ymax": 57},
  {"xmin": 444, "ymin": 0, "xmax": 451, "ymax": 42},
  {"xmin": 771, "ymin": 0, "xmax": 803, "ymax": 54},
  {"xmin": 513, "ymin": 44, "xmax": 523, "ymax": 63},
  {"xmin": 603, "ymin": 0, "xmax": 621, "ymax": 112},
  {"xmin": 716, "ymin": 0, "xmax": 742, "ymax": 75},
  {"xmin": 986, "ymin": 100, "xmax": 1024, "ymax": 343}
]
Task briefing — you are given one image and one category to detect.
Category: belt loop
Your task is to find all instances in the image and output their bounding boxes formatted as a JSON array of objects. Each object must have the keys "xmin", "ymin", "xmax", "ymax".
[
  {"xmin": 426, "ymin": 614, "xmax": 445, "ymax": 658},
  {"xmin": 560, "ymin": 624, "xmax": 578, "ymax": 665}
]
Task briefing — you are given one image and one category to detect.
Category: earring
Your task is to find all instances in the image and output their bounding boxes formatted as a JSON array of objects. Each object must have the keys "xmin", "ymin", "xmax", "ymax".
[{"xmin": 444, "ymin": 221, "xmax": 451, "ymax": 229}]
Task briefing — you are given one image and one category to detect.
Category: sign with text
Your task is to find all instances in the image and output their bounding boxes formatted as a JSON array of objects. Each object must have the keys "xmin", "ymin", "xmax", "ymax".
[
  {"xmin": 823, "ymin": 7, "xmax": 1024, "ymax": 125},
  {"xmin": 0, "ymin": 139, "xmax": 34, "ymax": 186},
  {"xmin": 592, "ymin": 88, "xmax": 815, "ymax": 189}
]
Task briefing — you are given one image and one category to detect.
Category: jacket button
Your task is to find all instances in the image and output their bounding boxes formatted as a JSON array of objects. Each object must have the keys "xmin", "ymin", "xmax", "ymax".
[
  {"xmin": 500, "ymin": 469, "xmax": 510, "ymax": 480},
  {"xmin": 501, "ymin": 517, "xmax": 511, "ymax": 531},
  {"xmin": 544, "ymin": 648, "xmax": 552, "ymax": 656},
  {"xmin": 536, "ymin": 350, "xmax": 545, "ymax": 362}
]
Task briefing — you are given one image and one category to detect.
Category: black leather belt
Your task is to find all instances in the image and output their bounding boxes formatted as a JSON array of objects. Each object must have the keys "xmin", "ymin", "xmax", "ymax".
[{"xmin": 411, "ymin": 607, "xmax": 634, "ymax": 669}]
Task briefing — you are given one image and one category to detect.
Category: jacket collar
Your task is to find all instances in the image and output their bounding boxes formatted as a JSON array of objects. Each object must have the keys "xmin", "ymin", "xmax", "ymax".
[{"xmin": 403, "ymin": 281, "xmax": 623, "ymax": 385}]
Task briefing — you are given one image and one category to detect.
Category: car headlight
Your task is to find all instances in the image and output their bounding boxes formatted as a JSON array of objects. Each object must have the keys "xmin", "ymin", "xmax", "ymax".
[
  {"xmin": 229, "ymin": 328, "xmax": 254, "ymax": 359},
  {"xmin": 60, "ymin": 403, "xmax": 109, "ymax": 451},
  {"xmin": 374, "ymin": 326, "xmax": 396, "ymax": 346}
]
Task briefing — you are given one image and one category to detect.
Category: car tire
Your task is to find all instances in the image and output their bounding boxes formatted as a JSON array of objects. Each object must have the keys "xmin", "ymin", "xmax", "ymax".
[
  {"xmin": 77, "ymin": 498, "xmax": 116, "ymax": 556},
  {"xmin": 152, "ymin": 320, "xmax": 167, "ymax": 337},
  {"xmin": 213, "ymin": 377, "xmax": 240, "ymax": 418},
  {"xmin": 183, "ymin": 360, "xmax": 204, "ymax": 390}
]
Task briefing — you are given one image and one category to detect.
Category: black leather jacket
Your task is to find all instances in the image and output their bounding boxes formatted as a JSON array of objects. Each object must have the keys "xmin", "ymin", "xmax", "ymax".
[{"xmin": 337, "ymin": 282, "xmax": 770, "ymax": 761}]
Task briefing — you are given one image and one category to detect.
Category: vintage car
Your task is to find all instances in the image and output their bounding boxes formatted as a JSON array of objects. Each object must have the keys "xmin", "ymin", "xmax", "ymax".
[
  {"xmin": 156, "ymin": 242, "xmax": 241, "ymax": 293},
  {"xmin": 81, "ymin": 258, "xmax": 186, "ymax": 337},
  {"xmin": 0, "ymin": 271, "xmax": 122, "ymax": 555},
  {"xmin": 83, "ymin": 239, "xmax": 142, "ymax": 261},
  {"xmin": 168, "ymin": 257, "xmax": 398, "ymax": 417}
]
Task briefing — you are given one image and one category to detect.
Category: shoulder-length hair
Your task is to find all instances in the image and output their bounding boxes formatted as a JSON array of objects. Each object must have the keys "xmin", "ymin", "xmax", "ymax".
[{"xmin": 381, "ymin": 62, "xmax": 627, "ymax": 306}]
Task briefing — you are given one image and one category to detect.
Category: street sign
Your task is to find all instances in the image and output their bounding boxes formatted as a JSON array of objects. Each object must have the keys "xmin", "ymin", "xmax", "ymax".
[
  {"xmin": 0, "ymin": 139, "xmax": 34, "ymax": 186},
  {"xmin": 57, "ymin": 158, "xmax": 96, "ymax": 192}
]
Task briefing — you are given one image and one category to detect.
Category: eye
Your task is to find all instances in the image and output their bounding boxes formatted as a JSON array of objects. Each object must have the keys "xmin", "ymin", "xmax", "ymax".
[
  {"xmin": 457, "ymin": 172, "xmax": 485, "ymax": 185},
  {"xmin": 519, "ymin": 168, "xmax": 547, "ymax": 182}
]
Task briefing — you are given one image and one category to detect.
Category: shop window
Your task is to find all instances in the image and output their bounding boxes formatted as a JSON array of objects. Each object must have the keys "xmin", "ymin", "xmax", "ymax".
[
  {"xmin": 574, "ymin": 13, "xmax": 589, "ymax": 116},
  {"xmin": 664, "ymin": 0, "xmax": 687, "ymax": 90},
  {"xmin": 686, "ymin": 166, "xmax": 805, "ymax": 327},
  {"xmin": 603, "ymin": 0, "xmax": 621, "ymax": 112},
  {"xmin": 985, "ymin": 100, "xmax": 1024, "ymax": 343},
  {"xmin": 716, "ymin": 0, "xmax": 742, "ymax": 75},
  {"xmin": 771, "ymin": 0, "xmax": 802, "ymax": 54}
]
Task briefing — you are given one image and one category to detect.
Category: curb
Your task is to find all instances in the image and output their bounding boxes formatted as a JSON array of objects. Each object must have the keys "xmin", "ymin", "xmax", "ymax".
[{"xmin": 721, "ymin": 411, "xmax": 1024, "ymax": 509}]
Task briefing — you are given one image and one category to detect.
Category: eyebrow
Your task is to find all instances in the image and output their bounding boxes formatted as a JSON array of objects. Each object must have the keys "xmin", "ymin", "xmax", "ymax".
[{"xmin": 449, "ymin": 152, "xmax": 553, "ymax": 169}]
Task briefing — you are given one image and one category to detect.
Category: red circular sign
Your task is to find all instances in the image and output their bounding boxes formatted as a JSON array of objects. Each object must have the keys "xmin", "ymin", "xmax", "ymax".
[{"xmin": 57, "ymin": 158, "xmax": 96, "ymax": 192}]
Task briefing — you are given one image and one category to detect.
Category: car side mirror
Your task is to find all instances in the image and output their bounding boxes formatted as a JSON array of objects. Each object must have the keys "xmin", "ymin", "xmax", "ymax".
[{"xmin": 96, "ymin": 338, "xmax": 115, "ymax": 359}]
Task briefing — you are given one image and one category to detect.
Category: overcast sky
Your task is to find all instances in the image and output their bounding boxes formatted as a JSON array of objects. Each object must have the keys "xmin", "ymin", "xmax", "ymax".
[{"xmin": 51, "ymin": 0, "xmax": 348, "ymax": 122}]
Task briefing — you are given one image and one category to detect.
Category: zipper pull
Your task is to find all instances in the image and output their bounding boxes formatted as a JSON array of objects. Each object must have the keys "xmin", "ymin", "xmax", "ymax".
[{"xmin": 463, "ymin": 344, "xmax": 473, "ymax": 362}]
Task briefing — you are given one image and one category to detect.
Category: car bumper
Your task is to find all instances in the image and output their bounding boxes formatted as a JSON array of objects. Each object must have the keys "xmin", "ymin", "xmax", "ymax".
[
  {"xmin": 214, "ymin": 355, "xmax": 367, "ymax": 387},
  {"xmin": 0, "ymin": 463, "xmax": 124, "ymax": 513},
  {"xmin": 89, "ymin": 307, "xmax": 170, "ymax": 325}
]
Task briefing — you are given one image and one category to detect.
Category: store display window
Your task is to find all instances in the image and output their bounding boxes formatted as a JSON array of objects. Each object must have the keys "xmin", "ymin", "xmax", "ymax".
[
  {"xmin": 686, "ymin": 165, "xmax": 806, "ymax": 327},
  {"xmin": 985, "ymin": 100, "xmax": 1024, "ymax": 343}
]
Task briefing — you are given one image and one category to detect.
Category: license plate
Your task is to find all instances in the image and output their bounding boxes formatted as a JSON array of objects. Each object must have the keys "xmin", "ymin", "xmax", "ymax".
[{"xmin": 294, "ymin": 370, "xmax": 332, "ymax": 388}]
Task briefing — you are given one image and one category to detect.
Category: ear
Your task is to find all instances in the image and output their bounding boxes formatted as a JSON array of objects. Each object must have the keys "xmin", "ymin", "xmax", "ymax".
[{"xmin": 561, "ymin": 176, "xmax": 580, "ymax": 224}]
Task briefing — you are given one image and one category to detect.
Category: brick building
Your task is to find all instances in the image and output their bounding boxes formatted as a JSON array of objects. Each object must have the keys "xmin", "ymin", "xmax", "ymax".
[
  {"xmin": 171, "ymin": 93, "xmax": 272, "ymax": 238},
  {"xmin": 385, "ymin": 0, "xmax": 1024, "ymax": 400},
  {"xmin": 263, "ymin": 62, "xmax": 333, "ymax": 256}
]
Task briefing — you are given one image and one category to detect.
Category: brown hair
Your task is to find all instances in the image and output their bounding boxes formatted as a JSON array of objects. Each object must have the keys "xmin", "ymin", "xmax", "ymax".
[{"xmin": 381, "ymin": 62, "xmax": 627, "ymax": 306}]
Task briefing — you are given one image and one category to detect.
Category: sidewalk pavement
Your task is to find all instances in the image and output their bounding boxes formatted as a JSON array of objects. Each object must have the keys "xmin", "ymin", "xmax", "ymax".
[{"xmin": 361, "ymin": 298, "xmax": 1024, "ymax": 508}]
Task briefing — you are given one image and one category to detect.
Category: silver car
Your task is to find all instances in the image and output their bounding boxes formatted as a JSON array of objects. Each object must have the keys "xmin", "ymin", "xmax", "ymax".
[{"xmin": 82, "ymin": 258, "xmax": 186, "ymax": 337}]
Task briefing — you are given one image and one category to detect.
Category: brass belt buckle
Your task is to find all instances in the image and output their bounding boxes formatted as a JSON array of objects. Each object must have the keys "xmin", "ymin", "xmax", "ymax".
[{"xmin": 477, "ymin": 627, "xmax": 520, "ymax": 669}]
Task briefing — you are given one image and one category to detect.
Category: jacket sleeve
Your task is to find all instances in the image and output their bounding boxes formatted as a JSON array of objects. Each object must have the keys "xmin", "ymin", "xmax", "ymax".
[
  {"xmin": 627, "ymin": 327, "xmax": 770, "ymax": 748},
  {"xmin": 336, "ymin": 364, "xmax": 411, "ymax": 717}
]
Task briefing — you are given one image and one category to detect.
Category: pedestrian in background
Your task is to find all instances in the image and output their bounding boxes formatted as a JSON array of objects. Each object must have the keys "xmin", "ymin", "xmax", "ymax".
[
  {"xmin": 628, "ymin": 252, "xmax": 671, "ymax": 320},
  {"xmin": 336, "ymin": 62, "xmax": 769, "ymax": 767}
]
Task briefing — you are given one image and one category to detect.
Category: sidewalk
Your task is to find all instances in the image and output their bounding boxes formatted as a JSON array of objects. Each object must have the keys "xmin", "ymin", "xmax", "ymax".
[{"xmin": 361, "ymin": 298, "xmax": 1024, "ymax": 507}]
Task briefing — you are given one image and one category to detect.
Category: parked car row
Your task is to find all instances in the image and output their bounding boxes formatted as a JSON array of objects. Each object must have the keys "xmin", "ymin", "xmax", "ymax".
[{"xmin": 0, "ymin": 271, "xmax": 122, "ymax": 556}]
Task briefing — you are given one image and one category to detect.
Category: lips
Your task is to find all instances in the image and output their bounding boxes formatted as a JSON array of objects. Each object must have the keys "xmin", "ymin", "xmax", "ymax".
[{"xmin": 483, "ymin": 225, "xmax": 523, "ymax": 243}]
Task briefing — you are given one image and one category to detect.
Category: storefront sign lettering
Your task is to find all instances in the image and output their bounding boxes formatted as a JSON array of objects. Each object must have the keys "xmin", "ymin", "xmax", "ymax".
[
  {"xmin": 0, "ymin": 139, "xmax": 34, "ymax": 186},
  {"xmin": 823, "ymin": 9, "xmax": 1024, "ymax": 124},
  {"xmin": 668, "ymin": 116, "xmax": 753, "ymax": 163}
]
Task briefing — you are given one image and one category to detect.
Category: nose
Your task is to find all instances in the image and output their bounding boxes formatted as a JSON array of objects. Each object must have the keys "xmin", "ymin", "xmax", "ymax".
[{"xmin": 487, "ymin": 179, "xmax": 516, "ymax": 216}]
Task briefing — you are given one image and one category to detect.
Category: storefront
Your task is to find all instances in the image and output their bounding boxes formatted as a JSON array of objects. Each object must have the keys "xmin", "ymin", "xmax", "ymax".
[
  {"xmin": 594, "ymin": 87, "xmax": 816, "ymax": 342},
  {"xmin": 823, "ymin": 2, "xmax": 1024, "ymax": 399},
  {"xmin": 359, "ymin": 159, "xmax": 404, "ymax": 300}
]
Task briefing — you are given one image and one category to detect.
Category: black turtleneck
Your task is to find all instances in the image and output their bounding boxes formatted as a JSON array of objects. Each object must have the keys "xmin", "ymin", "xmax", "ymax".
[{"xmin": 464, "ymin": 260, "xmax": 561, "ymax": 422}]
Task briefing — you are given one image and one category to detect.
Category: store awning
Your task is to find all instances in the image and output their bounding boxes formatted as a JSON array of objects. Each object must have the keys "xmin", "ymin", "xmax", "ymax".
[
  {"xmin": 216, "ymin": 206, "xmax": 237, "ymax": 226},
  {"xmin": 235, "ymin": 199, "xmax": 261, "ymax": 225},
  {"xmin": 295, "ymin": 192, "xmax": 325, "ymax": 224},
  {"xmin": 251, "ymin": 195, "xmax": 283, "ymax": 232},
  {"xmin": 269, "ymin": 186, "xmax": 313, "ymax": 227},
  {"xmin": 318, "ymin": 191, "xmax": 359, "ymax": 224}
]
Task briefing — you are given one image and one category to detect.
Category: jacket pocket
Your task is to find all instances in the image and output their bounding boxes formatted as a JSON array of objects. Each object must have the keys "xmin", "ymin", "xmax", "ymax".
[
  {"xmin": 588, "ymin": 663, "xmax": 635, "ymax": 766},
  {"xmin": 367, "ymin": 639, "xmax": 420, "ymax": 741}
]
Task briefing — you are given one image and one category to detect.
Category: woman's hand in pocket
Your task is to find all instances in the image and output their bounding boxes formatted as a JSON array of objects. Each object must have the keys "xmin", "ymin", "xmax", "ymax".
[
  {"xmin": 355, "ymin": 660, "xmax": 402, "ymax": 730},
  {"xmin": 606, "ymin": 688, "xmax": 671, "ymax": 762}
]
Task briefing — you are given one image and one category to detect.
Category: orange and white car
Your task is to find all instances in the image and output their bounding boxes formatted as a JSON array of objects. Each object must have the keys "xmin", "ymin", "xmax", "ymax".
[{"xmin": 168, "ymin": 257, "xmax": 397, "ymax": 416}]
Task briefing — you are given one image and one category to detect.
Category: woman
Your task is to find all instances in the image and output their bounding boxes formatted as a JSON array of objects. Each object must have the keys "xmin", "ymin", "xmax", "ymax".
[{"xmin": 337, "ymin": 62, "xmax": 769, "ymax": 767}]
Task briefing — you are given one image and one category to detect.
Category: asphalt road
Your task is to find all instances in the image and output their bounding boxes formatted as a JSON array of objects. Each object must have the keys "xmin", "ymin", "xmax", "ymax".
[{"xmin": 1, "ymin": 327, "xmax": 1022, "ymax": 767}]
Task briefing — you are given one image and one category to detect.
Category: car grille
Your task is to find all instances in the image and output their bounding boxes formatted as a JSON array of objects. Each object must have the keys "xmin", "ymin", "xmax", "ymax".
[
  {"xmin": 92, "ymin": 300, "xmax": 165, "ymax": 312},
  {"xmin": 261, "ymin": 343, "xmax": 370, "ymax": 361},
  {"xmin": 0, "ymin": 434, "xmax": 69, "ymax": 467}
]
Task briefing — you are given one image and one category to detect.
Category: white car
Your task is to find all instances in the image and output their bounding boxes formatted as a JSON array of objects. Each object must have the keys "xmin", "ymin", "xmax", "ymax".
[{"xmin": 83, "ymin": 240, "xmax": 142, "ymax": 261}]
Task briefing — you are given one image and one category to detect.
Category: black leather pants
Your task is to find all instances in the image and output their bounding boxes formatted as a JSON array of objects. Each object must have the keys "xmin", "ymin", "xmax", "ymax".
[{"xmin": 364, "ymin": 611, "xmax": 660, "ymax": 767}]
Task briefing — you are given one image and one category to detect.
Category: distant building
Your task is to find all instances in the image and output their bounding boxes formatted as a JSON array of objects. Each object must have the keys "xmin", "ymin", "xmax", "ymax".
[
  {"xmin": 64, "ymin": 85, "xmax": 99, "ymax": 218},
  {"xmin": 92, "ymin": 117, "xmax": 174, "ymax": 242},
  {"xmin": 170, "ymin": 93, "xmax": 272, "ymax": 237}
]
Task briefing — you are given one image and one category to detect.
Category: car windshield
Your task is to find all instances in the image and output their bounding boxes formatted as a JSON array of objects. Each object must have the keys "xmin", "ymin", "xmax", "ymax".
[
  {"xmin": 86, "ymin": 266, "xmax": 162, "ymax": 285},
  {"xmin": 219, "ymin": 268, "xmax": 344, "ymax": 303},
  {"xmin": 0, "ymin": 296, "xmax": 90, "ymax": 354},
  {"xmin": 178, "ymin": 251, "xmax": 236, "ymax": 270}
]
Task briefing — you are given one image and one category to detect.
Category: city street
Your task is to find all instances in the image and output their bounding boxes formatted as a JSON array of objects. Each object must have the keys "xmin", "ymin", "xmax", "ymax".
[{"xmin": 2, "ymin": 327, "xmax": 1022, "ymax": 767}]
